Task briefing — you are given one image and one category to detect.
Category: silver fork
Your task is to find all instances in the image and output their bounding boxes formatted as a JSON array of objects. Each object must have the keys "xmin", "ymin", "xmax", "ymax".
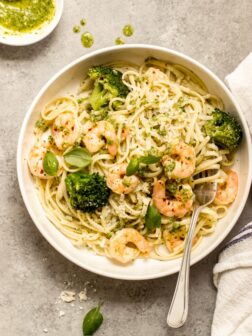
[{"xmin": 167, "ymin": 171, "xmax": 217, "ymax": 328}]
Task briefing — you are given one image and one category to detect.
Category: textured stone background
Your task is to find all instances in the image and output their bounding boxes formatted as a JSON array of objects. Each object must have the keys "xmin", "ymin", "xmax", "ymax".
[{"xmin": 0, "ymin": 0, "xmax": 252, "ymax": 335}]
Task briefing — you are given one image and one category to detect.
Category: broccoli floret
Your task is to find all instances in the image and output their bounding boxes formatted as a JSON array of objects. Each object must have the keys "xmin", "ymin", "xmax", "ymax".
[
  {"xmin": 65, "ymin": 172, "xmax": 110, "ymax": 213},
  {"xmin": 204, "ymin": 109, "xmax": 242, "ymax": 151},
  {"xmin": 87, "ymin": 65, "xmax": 129, "ymax": 111}
]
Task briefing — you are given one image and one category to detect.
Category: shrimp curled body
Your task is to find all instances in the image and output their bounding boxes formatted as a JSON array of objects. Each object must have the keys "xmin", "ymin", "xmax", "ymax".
[
  {"xmin": 153, "ymin": 180, "xmax": 193, "ymax": 218},
  {"xmin": 106, "ymin": 163, "xmax": 139, "ymax": 194},
  {"xmin": 214, "ymin": 169, "xmax": 238, "ymax": 205},
  {"xmin": 109, "ymin": 228, "xmax": 152, "ymax": 263},
  {"xmin": 163, "ymin": 229, "xmax": 184, "ymax": 253},
  {"xmin": 28, "ymin": 145, "xmax": 51, "ymax": 179},
  {"xmin": 83, "ymin": 121, "xmax": 118, "ymax": 156},
  {"xmin": 52, "ymin": 112, "xmax": 79, "ymax": 150},
  {"xmin": 162, "ymin": 142, "xmax": 196, "ymax": 179},
  {"xmin": 163, "ymin": 229, "xmax": 199, "ymax": 253}
]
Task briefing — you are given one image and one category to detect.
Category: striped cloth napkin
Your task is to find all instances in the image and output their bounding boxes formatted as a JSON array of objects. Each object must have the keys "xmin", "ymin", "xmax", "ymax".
[
  {"xmin": 226, "ymin": 52, "xmax": 252, "ymax": 134},
  {"xmin": 212, "ymin": 223, "xmax": 252, "ymax": 335},
  {"xmin": 212, "ymin": 53, "xmax": 252, "ymax": 336}
]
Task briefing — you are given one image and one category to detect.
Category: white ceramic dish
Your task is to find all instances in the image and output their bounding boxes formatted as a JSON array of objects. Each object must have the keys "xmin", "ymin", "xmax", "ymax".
[
  {"xmin": 0, "ymin": 0, "xmax": 63, "ymax": 46},
  {"xmin": 17, "ymin": 45, "xmax": 252, "ymax": 280}
]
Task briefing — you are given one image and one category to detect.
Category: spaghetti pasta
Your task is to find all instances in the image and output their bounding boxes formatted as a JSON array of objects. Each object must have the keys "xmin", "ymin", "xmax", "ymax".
[{"xmin": 27, "ymin": 58, "xmax": 238, "ymax": 263}]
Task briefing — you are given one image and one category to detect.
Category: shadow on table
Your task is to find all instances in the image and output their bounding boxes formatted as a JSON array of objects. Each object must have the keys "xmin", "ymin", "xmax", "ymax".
[
  {"xmin": 0, "ymin": 28, "xmax": 58, "ymax": 61},
  {"xmin": 14, "ymin": 175, "xmax": 252, "ymax": 335}
]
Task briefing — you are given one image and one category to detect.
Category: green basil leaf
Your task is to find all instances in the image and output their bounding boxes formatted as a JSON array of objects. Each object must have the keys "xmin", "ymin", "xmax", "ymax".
[
  {"xmin": 139, "ymin": 154, "xmax": 161, "ymax": 164},
  {"xmin": 64, "ymin": 147, "xmax": 92, "ymax": 168},
  {"xmin": 126, "ymin": 158, "xmax": 140, "ymax": 176},
  {"xmin": 83, "ymin": 304, "xmax": 103, "ymax": 336},
  {"xmin": 145, "ymin": 204, "xmax": 161, "ymax": 231},
  {"xmin": 43, "ymin": 151, "xmax": 59, "ymax": 176}
]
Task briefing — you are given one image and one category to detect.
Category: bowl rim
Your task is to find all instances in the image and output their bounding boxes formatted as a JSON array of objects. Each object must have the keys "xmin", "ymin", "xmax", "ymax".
[
  {"xmin": 17, "ymin": 44, "xmax": 252, "ymax": 280},
  {"xmin": 0, "ymin": 0, "xmax": 64, "ymax": 47}
]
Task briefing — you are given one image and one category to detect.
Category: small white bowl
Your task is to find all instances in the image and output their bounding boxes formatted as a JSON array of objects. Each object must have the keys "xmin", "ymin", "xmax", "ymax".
[
  {"xmin": 17, "ymin": 45, "xmax": 252, "ymax": 280},
  {"xmin": 0, "ymin": 0, "xmax": 63, "ymax": 46}
]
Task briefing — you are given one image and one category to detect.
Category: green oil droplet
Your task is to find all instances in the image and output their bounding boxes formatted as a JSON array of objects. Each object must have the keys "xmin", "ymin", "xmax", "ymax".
[
  {"xmin": 73, "ymin": 25, "xmax": 80, "ymax": 33},
  {"xmin": 80, "ymin": 19, "xmax": 86, "ymax": 26},
  {"xmin": 115, "ymin": 37, "xmax": 125, "ymax": 45},
  {"xmin": 81, "ymin": 32, "xmax": 94, "ymax": 48},
  {"xmin": 122, "ymin": 24, "xmax": 134, "ymax": 37}
]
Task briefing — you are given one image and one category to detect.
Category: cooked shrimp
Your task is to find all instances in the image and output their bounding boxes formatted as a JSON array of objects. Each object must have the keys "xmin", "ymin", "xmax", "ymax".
[
  {"xmin": 162, "ymin": 141, "xmax": 196, "ymax": 179},
  {"xmin": 121, "ymin": 127, "xmax": 129, "ymax": 141},
  {"xmin": 163, "ymin": 229, "xmax": 199, "ymax": 253},
  {"xmin": 52, "ymin": 112, "xmax": 79, "ymax": 150},
  {"xmin": 83, "ymin": 121, "xmax": 118, "ymax": 156},
  {"xmin": 28, "ymin": 145, "xmax": 52, "ymax": 179},
  {"xmin": 153, "ymin": 179, "xmax": 193, "ymax": 218},
  {"xmin": 106, "ymin": 163, "xmax": 139, "ymax": 194},
  {"xmin": 109, "ymin": 228, "xmax": 152, "ymax": 263},
  {"xmin": 214, "ymin": 169, "xmax": 238, "ymax": 205},
  {"xmin": 163, "ymin": 229, "xmax": 184, "ymax": 253}
]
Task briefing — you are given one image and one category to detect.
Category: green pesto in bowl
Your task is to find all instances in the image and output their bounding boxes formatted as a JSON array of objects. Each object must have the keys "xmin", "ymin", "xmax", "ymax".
[{"xmin": 0, "ymin": 0, "xmax": 55, "ymax": 34}]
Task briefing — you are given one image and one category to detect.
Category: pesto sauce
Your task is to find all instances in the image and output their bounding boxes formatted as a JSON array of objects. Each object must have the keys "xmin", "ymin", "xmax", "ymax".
[
  {"xmin": 73, "ymin": 25, "xmax": 80, "ymax": 33},
  {"xmin": 0, "ymin": 0, "xmax": 55, "ymax": 33},
  {"xmin": 115, "ymin": 37, "xmax": 124, "ymax": 45},
  {"xmin": 122, "ymin": 24, "xmax": 134, "ymax": 37},
  {"xmin": 81, "ymin": 31, "xmax": 94, "ymax": 48},
  {"xmin": 80, "ymin": 19, "xmax": 86, "ymax": 26}
]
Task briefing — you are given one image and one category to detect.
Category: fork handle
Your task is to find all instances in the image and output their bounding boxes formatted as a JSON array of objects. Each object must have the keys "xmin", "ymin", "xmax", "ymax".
[{"xmin": 167, "ymin": 204, "xmax": 202, "ymax": 328}]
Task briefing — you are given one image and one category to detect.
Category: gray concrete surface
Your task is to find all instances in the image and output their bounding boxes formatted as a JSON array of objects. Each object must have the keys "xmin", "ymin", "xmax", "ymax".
[{"xmin": 0, "ymin": 0, "xmax": 252, "ymax": 335}]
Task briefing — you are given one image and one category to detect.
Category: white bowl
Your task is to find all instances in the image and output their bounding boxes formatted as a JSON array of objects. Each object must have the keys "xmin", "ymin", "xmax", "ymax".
[
  {"xmin": 17, "ymin": 45, "xmax": 252, "ymax": 280},
  {"xmin": 0, "ymin": 0, "xmax": 63, "ymax": 46}
]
